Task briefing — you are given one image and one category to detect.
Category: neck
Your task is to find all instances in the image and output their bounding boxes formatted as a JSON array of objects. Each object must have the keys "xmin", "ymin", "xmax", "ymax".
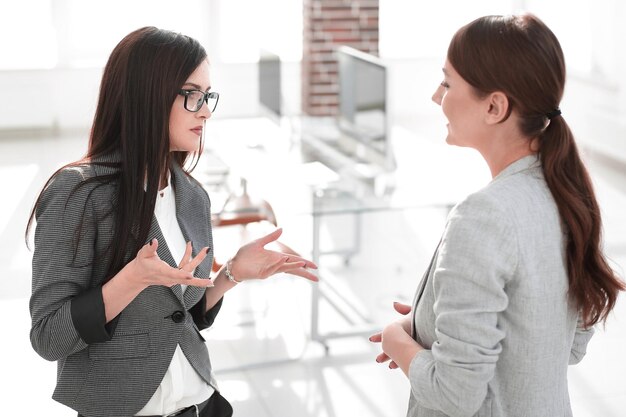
[{"xmin": 479, "ymin": 131, "xmax": 536, "ymax": 178}]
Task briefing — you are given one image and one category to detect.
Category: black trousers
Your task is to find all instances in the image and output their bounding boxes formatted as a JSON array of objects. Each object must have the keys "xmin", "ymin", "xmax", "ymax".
[{"xmin": 77, "ymin": 390, "xmax": 233, "ymax": 417}]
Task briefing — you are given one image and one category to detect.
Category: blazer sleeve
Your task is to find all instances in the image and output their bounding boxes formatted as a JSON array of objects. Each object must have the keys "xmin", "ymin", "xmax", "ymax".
[
  {"xmin": 189, "ymin": 295, "xmax": 224, "ymax": 330},
  {"xmin": 408, "ymin": 192, "xmax": 517, "ymax": 417},
  {"xmin": 569, "ymin": 315, "xmax": 594, "ymax": 365},
  {"xmin": 30, "ymin": 168, "xmax": 112, "ymax": 362}
]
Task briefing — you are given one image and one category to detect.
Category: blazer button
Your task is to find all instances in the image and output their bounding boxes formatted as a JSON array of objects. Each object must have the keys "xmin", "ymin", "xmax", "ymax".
[{"xmin": 171, "ymin": 311, "xmax": 185, "ymax": 323}]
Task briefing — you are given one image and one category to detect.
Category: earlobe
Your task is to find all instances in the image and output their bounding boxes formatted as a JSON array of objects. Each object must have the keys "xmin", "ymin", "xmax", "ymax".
[{"xmin": 485, "ymin": 92, "xmax": 510, "ymax": 124}]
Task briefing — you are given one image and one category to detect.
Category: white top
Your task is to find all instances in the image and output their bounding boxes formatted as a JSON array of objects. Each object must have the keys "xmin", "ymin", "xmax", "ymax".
[{"xmin": 135, "ymin": 178, "xmax": 215, "ymax": 415}]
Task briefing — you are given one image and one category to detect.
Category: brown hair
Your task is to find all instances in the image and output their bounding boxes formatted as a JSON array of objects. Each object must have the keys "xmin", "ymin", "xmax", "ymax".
[
  {"xmin": 448, "ymin": 14, "xmax": 624, "ymax": 327},
  {"xmin": 26, "ymin": 27, "xmax": 207, "ymax": 280}
]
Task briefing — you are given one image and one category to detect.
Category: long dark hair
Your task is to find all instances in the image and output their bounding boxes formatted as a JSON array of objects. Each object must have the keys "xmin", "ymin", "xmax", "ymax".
[
  {"xmin": 447, "ymin": 14, "xmax": 624, "ymax": 327},
  {"xmin": 26, "ymin": 27, "xmax": 207, "ymax": 280}
]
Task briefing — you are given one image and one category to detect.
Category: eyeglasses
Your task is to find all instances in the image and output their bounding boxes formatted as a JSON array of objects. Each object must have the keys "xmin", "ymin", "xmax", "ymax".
[{"xmin": 178, "ymin": 89, "xmax": 220, "ymax": 113}]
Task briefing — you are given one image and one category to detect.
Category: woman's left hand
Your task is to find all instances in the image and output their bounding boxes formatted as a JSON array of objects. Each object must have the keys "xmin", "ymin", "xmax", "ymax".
[
  {"xmin": 370, "ymin": 302, "xmax": 423, "ymax": 375},
  {"xmin": 229, "ymin": 228, "xmax": 318, "ymax": 282}
]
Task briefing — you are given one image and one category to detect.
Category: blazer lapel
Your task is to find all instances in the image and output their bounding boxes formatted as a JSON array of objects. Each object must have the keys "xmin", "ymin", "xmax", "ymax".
[
  {"xmin": 146, "ymin": 215, "xmax": 185, "ymax": 304},
  {"xmin": 411, "ymin": 239, "xmax": 441, "ymax": 338},
  {"xmin": 170, "ymin": 162, "xmax": 213, "ymax": 308}
]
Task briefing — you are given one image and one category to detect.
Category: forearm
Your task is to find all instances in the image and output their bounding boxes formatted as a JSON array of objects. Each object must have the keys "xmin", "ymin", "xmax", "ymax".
[
  {"xmin": 204, "ymin": 262, "xmax": 238, "ymax": 310},
  {"xmin": 385, "ymin": 331, "xmax": 423, "ymax": 377},
  {"xmin": 101, "ymin": 260, "xmax": 147, "ymax": 323}
]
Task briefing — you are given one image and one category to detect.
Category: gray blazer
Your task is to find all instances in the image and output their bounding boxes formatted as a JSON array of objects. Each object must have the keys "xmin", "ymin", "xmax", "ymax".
[
  {"xmin": 407, "ymin": 155, "xmax": 594, "ymax": 417},
  {"xmin": 30, "ymin": 155, "xmax": 221, "ymax": 417}
]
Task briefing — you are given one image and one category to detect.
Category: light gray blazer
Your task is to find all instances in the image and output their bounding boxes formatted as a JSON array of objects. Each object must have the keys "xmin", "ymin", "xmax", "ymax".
[
  {"xmin": 407, "ymin": 155, "xmax": 594, "ymax": 417},
  {"xmin": 30, "ymin": 154, "xmax": 221, "ymax": 417}
]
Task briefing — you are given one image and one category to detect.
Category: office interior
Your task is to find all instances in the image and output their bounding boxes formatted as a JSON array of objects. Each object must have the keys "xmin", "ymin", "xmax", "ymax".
[{"xmin": 1, "ymin": 1, "xmax": 624, "ymax": 416}]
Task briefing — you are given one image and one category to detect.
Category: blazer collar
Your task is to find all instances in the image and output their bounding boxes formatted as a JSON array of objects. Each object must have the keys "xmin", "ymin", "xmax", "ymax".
[{"xmin": 493, "ymin": 154, "xmax": 541, "ymax": 182}]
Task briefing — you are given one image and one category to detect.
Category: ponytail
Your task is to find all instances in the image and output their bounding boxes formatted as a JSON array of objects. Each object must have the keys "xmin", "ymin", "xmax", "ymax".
[{"xmin": 539, "ymin": 116, "xmax": 625, "ymax": 327}]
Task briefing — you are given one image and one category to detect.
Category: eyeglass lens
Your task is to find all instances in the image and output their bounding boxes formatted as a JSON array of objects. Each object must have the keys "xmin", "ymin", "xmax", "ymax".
[{"xmin": 186, "ymin": 91, "xmax": 218, "ymax": 112}]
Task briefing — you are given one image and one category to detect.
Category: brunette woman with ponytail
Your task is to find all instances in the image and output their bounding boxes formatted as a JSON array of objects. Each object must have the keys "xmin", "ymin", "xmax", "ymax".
[
  {"xmin": 371, "ymin": 14, "xmax": 624, "ymax": 417},
  {"xmin": 27, "ymin": 27, "xmax": 317, "ymax": 417}
]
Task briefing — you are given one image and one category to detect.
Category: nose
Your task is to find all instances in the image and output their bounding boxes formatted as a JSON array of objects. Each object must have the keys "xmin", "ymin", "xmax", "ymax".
[
  {"xmin": 197, "ymin": 103, "xmax": 212, "ymax": 120},
  {"xmin": 432, "ymin": 85, "xmax": 443, "ymax": 105}
]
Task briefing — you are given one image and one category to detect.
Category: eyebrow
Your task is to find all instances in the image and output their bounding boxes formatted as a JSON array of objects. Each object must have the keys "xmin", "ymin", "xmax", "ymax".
[{"xmin": 183, "ymin": 82, "xmax": 211, "ymax": 91}]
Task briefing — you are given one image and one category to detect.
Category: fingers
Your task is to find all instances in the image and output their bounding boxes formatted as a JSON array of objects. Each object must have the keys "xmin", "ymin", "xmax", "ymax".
[
  {"xmin": 138, "ymin": 238, "xmax": 159, "ymax": 258},
  {"xmin": 279, "ymin": 254, "xmax": 318, "ymax": 270},
  {"xmin": 376, "ymin": 352, "xmax": 391, "ymax": 363},
  {"xmin": 178, "ymin": 241, "xmax": 193, "ymax": 269},
  {"xmin": 369, "ymin": 333, "xmax": 382, "ymax": 343},
  {"xmin": 284, "ymin": 267, "xmax": 319, "ymax": 282},
  {"xmin": 186, "ymin": 246, "xmax": 211, "ymax": 271},
  {"xmin": 276, "ymin": 256, "xmax": 319, "ymax": 282},
  {"xmin": 167, "ymin": 264, "xmax": 213, "ymax": 287},
  {"xmin": 370, "ymin": 333, "xmax": 398, "ymax": 369},
  {"xmin": 255, "ymin": 227, "xmax": 283, "ymax": 246},
  {"xmin": 393, "ymin": 301, "xmax": 412, "ymax": 315},
  {"xmin": 183, "ymin": 277, "xmax": 215, "ymax": 288},
  {"xmin": 177, "ymin": 242, "xmax": 210, "ymax": 272},
  {"xmin": 290, "ymin": 258, "xmax": 317, "ymax": 270}
]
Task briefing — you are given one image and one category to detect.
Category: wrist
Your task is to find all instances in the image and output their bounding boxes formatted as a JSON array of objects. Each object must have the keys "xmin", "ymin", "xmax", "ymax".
[
  {"xmin": 224, "ymin": 259, "xmax": 242, "ymax": 284},
  {"xmin": 122, "ymin": 259, "xmax": 149, "ymax": 292}
]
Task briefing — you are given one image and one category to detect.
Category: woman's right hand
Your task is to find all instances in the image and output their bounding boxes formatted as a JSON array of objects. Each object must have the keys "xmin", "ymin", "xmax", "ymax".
[{"xmin": 129, "ymin": 238, "xmax": 214, "ymax": 288}]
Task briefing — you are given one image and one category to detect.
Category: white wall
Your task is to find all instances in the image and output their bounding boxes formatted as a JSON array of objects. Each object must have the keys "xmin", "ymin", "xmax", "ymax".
[{"xmin": 0, "ymin": 63, "xmax": 258, "ymax": 132}]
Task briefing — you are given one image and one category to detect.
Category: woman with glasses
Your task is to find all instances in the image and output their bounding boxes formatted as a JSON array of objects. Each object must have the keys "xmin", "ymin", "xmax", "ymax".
[
  {"xmin": 27, "ymin": 27, "xmax": 317, "ymax": 417},
  {"xmin": 370, "ymin": 14, "xmax": 624, "ymax": 417}
]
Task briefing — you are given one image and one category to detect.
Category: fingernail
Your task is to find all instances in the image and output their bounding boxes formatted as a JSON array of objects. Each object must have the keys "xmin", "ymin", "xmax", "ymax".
[
  {"xmin": 149, "ymin": 239, "xmax": 153, "ymax": 246},
  {"xmin": 375, "ymin": 358, "xmax": 380, "ymax": 363},
  {"xmin": 205, "ymin": 247, "xmax": 210, "ymax": 254}
]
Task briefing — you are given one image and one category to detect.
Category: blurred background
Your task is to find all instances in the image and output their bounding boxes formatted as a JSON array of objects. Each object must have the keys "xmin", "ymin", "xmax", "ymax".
[{"xmin": 1, "ymin": 1, "xmax": 624, "ymax": 416}]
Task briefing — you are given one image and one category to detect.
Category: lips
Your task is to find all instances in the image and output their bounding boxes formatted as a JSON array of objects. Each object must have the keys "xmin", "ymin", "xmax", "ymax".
[{"xmin": 191, "ymin": 127, "xmax": 203, "ymax": 136}]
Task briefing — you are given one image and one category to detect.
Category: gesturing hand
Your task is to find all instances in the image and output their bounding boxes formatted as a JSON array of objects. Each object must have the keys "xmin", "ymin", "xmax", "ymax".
[
  {"xmin": 130, "ymin": 238, "xmax": 214, "ymax": 289},
  {"xmin": 370, "ymin": 302, "xmax": 412, "ymax": 369},
  {"xmin": 229, "ymin": 228, "xmax": 318, "ymax": 282}
]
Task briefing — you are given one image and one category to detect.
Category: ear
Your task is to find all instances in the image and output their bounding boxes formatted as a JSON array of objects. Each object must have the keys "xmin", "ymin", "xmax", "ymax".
[{"xmin": 485, "ymin": 92, "xmax": 510, "ymax": 124}]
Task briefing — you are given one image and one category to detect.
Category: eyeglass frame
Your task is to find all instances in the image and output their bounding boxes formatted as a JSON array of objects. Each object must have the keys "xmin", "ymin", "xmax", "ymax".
[{"xmin": 178, "ymin": 89, "xmax": 220, "ymax": 113}]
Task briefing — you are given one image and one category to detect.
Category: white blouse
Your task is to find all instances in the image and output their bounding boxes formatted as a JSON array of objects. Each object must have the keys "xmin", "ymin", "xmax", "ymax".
[{"xmin": 135, "ymin": 178, "xmax": 214, "ymax": 415}]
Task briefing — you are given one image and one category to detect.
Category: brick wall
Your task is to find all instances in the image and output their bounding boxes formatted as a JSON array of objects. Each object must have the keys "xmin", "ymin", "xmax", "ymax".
[{"xmin": 302, "ymin": 0, "xmax": 379, "ymax": 116}]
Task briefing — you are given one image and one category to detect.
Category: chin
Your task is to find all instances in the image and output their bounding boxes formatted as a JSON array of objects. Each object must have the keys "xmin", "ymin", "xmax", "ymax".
[{"xmin": 172, "ymin": 139, "xmax": 200, "ymax": 152}]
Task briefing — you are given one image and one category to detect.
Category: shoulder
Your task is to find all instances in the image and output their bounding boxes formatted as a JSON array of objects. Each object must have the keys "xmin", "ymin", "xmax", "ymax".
[
  {"xmin": 444, "ymin": 191, "xmax": 513, "ymax": 255},
  {"xmin": 440, "ymin": 184, "xmax": 521, "ymax": 283},
  {"xmin": 443, "ymin": 175, "xmax": 529, "ymax": 255},
  {"xmin": 38, "ymin": 162, "xmax": 111, "ymax": 218},
  {"xmin": 44, "ymin": 164, "xmax": 97, "ymax": 198},
  {"xmin": 453, "ymin": 164, "xmax": 550, "ymax": 219}
]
